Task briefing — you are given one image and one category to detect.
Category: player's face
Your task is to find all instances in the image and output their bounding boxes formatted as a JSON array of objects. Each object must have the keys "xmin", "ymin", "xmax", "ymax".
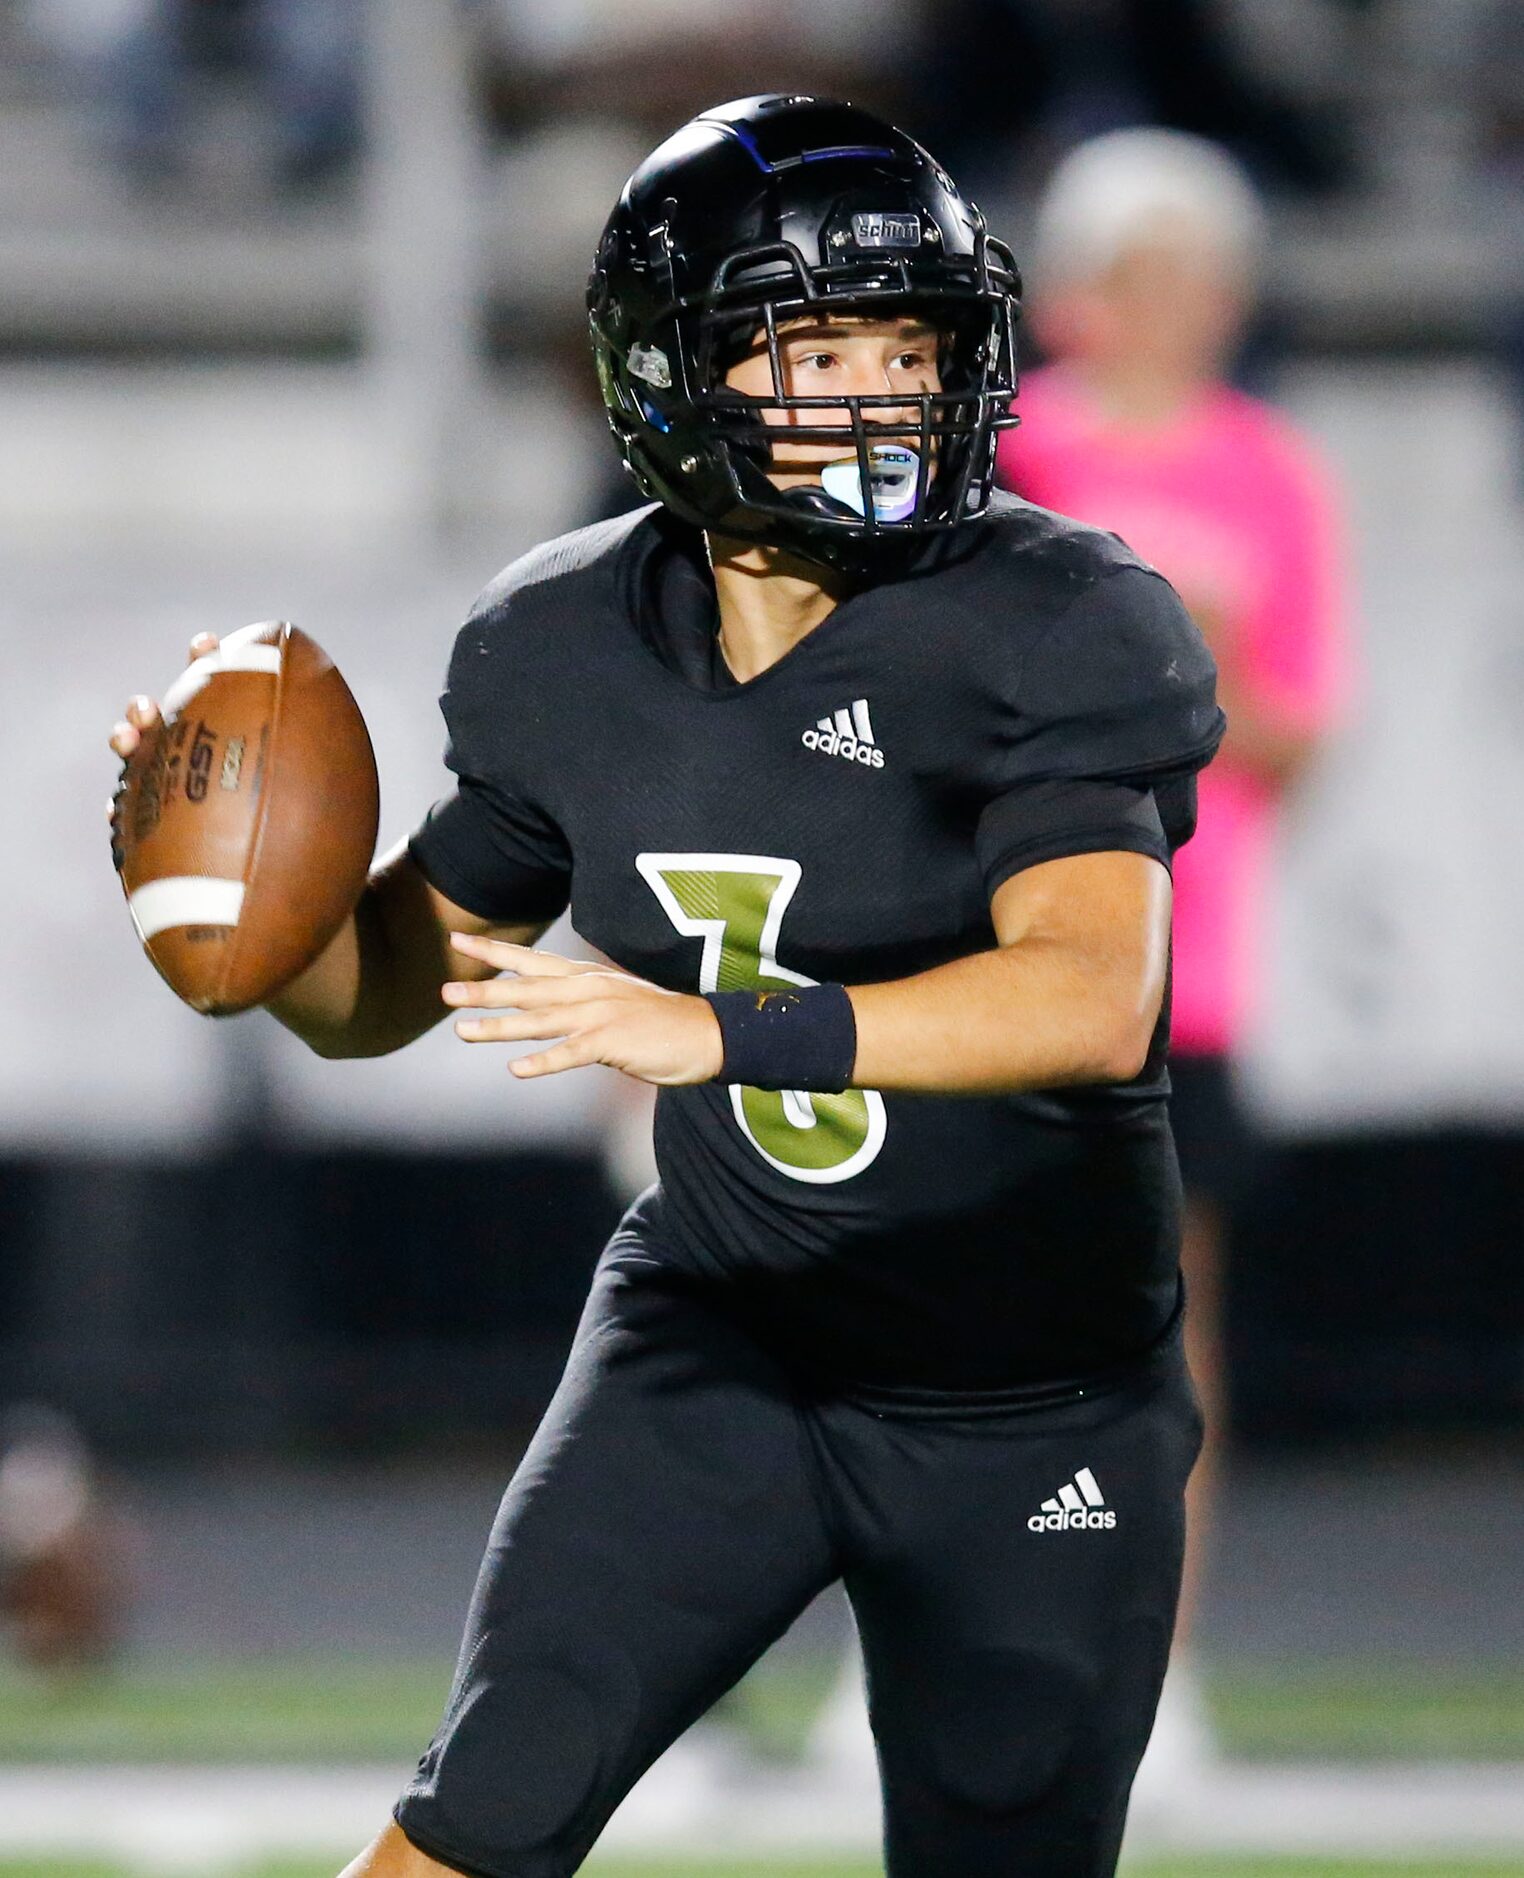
[{"xmin": 722, "ymin": 315, "xmax": 943, "ymax": 496}]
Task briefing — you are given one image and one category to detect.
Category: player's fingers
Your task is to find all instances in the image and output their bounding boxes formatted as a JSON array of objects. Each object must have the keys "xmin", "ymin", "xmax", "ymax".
[
  {"xmin": 449, "ymin": 934, "xmax": 599, "ymax": 976},
  {"xmin": 507, "ymin": 1032, "xmax": 604, "ymax": 1079},
  {"xmin": 109, "ymin": 721, "xmax": 140, "ymax": 758},
  {"xmin": 188, "ymin": 633, "xmax": 219, "ymax": 662},
  {"xmin": 452, "ymin": 1010, "xmax": 575, "ymax": 1044},
  {"xmin": 455, "ymin": 995, "xmax": 619, "ymax": 1039},
  {"xmin": 441, "ymin": 974, "xmax": 599, "ymax": 1010},
  {"xmin": 125, "ymin": 695, "xmax": 160, "ymax": 730}
]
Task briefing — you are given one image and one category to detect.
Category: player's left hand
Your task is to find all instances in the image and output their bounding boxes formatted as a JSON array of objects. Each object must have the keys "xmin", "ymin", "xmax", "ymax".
[{"xmin": 443, "ymin": 935, "xmax": 724, "ymax": 1085}]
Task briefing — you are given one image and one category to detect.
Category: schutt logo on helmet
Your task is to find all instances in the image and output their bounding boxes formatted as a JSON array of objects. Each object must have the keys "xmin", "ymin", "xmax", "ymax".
[{"xmin": 851, "ymin": 211, "xmax": 921, "ymax": 250}]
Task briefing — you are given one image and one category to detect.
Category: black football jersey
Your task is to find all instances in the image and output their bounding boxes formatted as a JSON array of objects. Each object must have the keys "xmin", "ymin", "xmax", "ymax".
[{"xmin": 409, "ymin": 495, "xmax": 1224, "ymax": 1392}]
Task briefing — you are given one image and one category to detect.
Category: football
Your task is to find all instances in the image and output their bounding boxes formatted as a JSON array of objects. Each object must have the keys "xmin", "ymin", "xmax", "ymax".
[{"xmin": 113, "ymin": 621, "xmax": 379, "ymax": 1015}]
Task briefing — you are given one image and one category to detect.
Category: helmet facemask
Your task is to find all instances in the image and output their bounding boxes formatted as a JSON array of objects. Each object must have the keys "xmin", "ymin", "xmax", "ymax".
[{"xmin": 689, "ymin": 277, "xmax": 1017, "ymax": 558}]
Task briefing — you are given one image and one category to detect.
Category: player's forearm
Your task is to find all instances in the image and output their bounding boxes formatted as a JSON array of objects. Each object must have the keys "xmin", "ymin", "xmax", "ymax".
[
  {"xmin": 263, "ymin": 843, "xmax": 451, "ymax": 1060},
  {"xmin": 266, "ymin": 847, "xmax": 552, "ymax": 1059},
  {"xmin": 262, "ymin": 883, "xmax": 415, "ymax": 1059},
  {"xmin": 847, "ymin": 939, "xmax": 1159, "ymax": 1095}
]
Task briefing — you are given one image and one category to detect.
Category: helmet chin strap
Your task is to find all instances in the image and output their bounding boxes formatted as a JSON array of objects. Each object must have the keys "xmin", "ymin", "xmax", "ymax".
[{"xmin": 778, "ymin": 484, "xmax": 860, "ymax": 524}]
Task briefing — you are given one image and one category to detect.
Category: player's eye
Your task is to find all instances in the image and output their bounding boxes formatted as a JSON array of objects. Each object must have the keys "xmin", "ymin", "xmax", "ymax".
[
  {"xmin": 892, "ymin": 349, "xmax": 932, "ymax": 372},
  {"xmin": 796, "ymin": 351, "xmax": 838, "ymax": 372}
]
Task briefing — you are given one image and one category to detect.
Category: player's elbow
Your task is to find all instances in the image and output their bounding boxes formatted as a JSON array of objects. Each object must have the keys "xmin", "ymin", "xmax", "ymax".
[
  {"xmin": 1096, "ymin": 1024, "xmax": 1151, "ymax": 1085},
  {"xmin": 302, "ymin": 1030, "xmax": 364, "ymax": 1061},
  {"xmin": 1093, "ymin": 989, "xmax": 1160, "ymax": 1084},
  {"xmin": 279, "ymin": 1016, "xmax": 411, "ymax": 1061},
  {"xmin": 314, "ymin": 1030, "xmax": 416, "ymax": 1061},
  {"xmin": 283, "ymin": 1023, "xmax": 361, "ymax": 1061},
  {"xmin": 1028, "ymin": 1014, "xmax": 1150, "ymax": 1090}
]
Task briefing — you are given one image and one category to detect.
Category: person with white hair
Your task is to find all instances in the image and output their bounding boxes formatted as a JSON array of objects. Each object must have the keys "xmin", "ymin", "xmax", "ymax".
[{"xmin": 999, "ymin": 126, "xmax": 1350, "ymax": 1794}]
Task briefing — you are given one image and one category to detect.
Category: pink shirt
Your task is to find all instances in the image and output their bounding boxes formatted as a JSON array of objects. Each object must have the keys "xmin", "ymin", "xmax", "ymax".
[{"xmin": 997, "ymin": 368, "xmax": 1346, "ymax": 1054}]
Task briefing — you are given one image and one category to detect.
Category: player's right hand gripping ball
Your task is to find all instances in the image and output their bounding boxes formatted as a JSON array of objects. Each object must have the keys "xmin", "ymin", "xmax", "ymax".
[{"xmin": 113, "ymin": 622, "xmax": 379, "ymax": 1015}]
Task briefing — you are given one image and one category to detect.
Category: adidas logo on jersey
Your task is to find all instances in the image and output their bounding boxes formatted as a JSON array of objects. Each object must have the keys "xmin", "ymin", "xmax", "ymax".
[
  {"xmin": 802, "ymin": 699, "xmax": 885, "ymax": 769},
  {"xmin": 1027, "ymin": 1467, "xmax": 1117, "ymax": 1534}
]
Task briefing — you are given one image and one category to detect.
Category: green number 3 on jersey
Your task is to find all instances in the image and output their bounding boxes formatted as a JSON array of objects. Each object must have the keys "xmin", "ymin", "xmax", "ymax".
[{"xmin": 637, "ymin": 854, "xmax": 887, "ymax": 1184}]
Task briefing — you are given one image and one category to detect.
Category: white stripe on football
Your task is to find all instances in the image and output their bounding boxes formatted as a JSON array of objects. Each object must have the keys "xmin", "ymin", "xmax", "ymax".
[{"xmin": 128, "ymin": 876, "xmax": 247, "ymax": 942}]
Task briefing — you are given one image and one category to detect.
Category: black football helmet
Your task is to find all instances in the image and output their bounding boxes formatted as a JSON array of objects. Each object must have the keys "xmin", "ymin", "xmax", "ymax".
[{"xmin": 587, "ymin": 94, "xmax": 1020, "ymax": 572}]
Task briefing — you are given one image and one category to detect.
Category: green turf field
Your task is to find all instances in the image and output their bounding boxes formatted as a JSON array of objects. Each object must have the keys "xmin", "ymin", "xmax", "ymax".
[
  {"xmin": 1, "ymin": 1860, "xmax": 1523, "ymax": 1878},
  {"xmin": 0, "ymin": 1658, "xmax": 451, "ymax": 1761},
  {"xmin": 0, "ymin": 1654, "xmax": 1521, "ymax": 1763}
]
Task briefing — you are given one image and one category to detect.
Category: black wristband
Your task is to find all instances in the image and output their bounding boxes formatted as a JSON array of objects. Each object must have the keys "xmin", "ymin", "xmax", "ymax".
[{"xmin": 704, "ymin": 984, "xmax": 857, "ymax": 1094}]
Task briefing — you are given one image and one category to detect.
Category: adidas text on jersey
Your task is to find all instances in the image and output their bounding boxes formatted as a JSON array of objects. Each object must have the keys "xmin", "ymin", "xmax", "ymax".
[{"xmin": 802, "ymin": 699, "xmax": 885, "ymax": 769}]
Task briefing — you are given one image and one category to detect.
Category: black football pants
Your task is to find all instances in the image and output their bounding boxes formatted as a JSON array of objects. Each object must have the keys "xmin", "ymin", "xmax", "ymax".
[{"xmin": 394, "ymin": 1233, "xmax": 1202, "ymax": 1878}]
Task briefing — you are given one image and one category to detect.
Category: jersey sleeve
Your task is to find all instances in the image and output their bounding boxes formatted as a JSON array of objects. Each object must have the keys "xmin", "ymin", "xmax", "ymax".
[
  {"xmin": 407, "ymin": 613, "xmax": 573, "ymax": 925},
  {"xmin": 975, "ymin": 565, "xmax": 1223, "ymax": 899}
]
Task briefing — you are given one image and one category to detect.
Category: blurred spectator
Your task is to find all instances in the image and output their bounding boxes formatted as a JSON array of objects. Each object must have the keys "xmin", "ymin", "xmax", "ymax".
[
  {"xmin": 996, "ymin": 128, "xmax": 1350, "ymax": 1797},
  {"xmin": 0, "ymin": 1405, "xmax": 136, "ymax": 1671},
  {"xmin": 81, "ymin": 0, "xmax": 362, "ymax": 193},
  {"xmin": 477, "ymin": 0, "xmax": 903, "ymax": 148}
]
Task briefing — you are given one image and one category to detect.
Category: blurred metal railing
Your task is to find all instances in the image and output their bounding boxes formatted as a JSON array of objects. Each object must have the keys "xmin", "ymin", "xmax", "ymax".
[{"xmin": 0, "ymin": 0, "xmax": 1515, "ymax": 360}]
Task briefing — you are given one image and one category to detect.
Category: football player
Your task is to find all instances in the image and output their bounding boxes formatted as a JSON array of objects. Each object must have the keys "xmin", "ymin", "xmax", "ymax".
[{"xmin": 111, "ymin": 95, "xmax": 1223, "ymax": 1878}]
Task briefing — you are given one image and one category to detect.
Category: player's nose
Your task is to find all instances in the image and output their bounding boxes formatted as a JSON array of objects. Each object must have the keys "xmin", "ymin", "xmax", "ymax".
[
  {"xmin": 849, "ymin": 357, "xmax": 921, "ymax": 426},
  {"xmin": 847, "ymin": 360, "xmax": 902, "ymax": 396},
  {"xmin": 861, "ymin": 397, "xmax": 920, "ymax": 434},
  {"xmin": 847, "ymin": 386, "xmax": 900, "ymax": 422}
]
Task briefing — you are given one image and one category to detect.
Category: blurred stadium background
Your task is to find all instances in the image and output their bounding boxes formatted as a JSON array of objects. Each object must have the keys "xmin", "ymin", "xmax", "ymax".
[{"xmin": 2, "ymin": 0, "xmax": 1523, "ymax": 1872}]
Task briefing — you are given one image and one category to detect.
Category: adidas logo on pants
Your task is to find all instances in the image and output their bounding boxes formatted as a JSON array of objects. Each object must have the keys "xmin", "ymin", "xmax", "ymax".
[{"xmin": 1028, "ymin": 1466, "xmax": 1117, "ymax": 1533}]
